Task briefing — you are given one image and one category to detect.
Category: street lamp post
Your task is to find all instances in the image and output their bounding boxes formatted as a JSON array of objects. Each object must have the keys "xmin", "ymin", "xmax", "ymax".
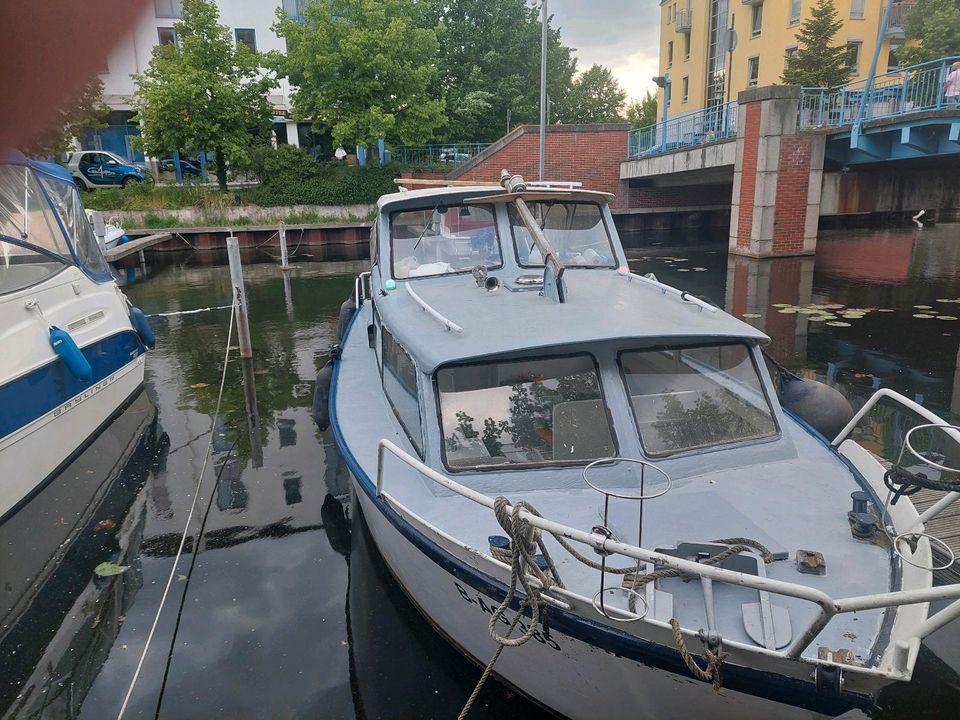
[
  {"xmin": 539, "ymin": 0, "xmax": 548, "ymax": 181},
  {"xmin": 653, "ymin": 74, "xmax": 671, "ymax": 153}
]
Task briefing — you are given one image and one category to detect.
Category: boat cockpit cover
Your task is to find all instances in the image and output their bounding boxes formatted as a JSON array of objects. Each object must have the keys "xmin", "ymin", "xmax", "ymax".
[{"xmin": 0, "ymin": 149, "xmax": 112, "ymax": 283}]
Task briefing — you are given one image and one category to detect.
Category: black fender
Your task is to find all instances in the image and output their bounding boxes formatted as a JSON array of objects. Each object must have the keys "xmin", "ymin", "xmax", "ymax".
[
  {"xmin": 312, "ymin": 362, "xmax": 334, "ymax": 431},
  {"xmin": 336, "ymin": 296, "xmax": 356, "ymax": 342},
  {"xmin": 777, "ymin": 375, "xmax": 854, "ymax": 440}
]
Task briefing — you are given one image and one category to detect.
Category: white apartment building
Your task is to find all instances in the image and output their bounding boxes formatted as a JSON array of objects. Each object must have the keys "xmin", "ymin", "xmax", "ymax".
[{"xmin": 95, "ymin": 0, "xmax": 312, "ymax": 159}]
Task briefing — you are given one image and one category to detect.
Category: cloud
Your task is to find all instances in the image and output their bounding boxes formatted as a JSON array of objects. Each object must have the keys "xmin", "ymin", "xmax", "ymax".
[{"xmin": 540, "ymin": 0, "xmax": 661, "ymax": 100}]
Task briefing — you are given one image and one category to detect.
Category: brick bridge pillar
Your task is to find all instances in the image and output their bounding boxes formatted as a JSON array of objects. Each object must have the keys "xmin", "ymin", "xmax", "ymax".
[{"xmin": 730, "ymin": 86, "xmax": 826, "ymax": 258}]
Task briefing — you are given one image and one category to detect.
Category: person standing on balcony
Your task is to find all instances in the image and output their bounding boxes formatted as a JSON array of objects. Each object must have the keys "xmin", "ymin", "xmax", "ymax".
[{"xmin": 945, "ymin": 62, "xmax": 960, "ymax": 105}]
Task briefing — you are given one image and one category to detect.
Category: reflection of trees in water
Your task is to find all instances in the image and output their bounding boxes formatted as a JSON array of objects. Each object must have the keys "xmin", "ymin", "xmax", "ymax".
[
  {"xmin": 444, "ymin": 373, "xmax": 601, "ymax": 461},
  {"xmin": 651, "ymin": 393, "xmax": 768, "ymax": 452}
]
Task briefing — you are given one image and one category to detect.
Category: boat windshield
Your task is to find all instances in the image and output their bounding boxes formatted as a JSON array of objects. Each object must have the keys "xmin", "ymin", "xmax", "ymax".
[
  {"xmin": 390, "ymin": 203, "xmax": 502, "ymax": 279},
  {"xmin": 0, "ymin": 163, "xmax": 111, "ymax": 293},
  {"xmin": 509, "ymin": 201, "xmax": 616, "ymax": 268},
  {"xmin": 436, "ymin": 355, "xmax": 615, "ymax": 470},
  {"xmin": 620, "ymin": 344, "xmax": 778, "ymax": 457}
]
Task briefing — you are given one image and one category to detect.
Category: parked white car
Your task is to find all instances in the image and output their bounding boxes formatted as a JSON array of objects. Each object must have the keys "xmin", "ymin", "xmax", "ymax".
[{"xmin": 64, "ymin": 150, "xmax": 149, "ymax": 190}]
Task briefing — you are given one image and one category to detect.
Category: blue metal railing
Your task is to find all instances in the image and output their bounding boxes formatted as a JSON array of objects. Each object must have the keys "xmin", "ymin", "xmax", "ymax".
[
  {"xmin": 391, "ymin": 143, "xmax": 490, "ymax": 169},
  {"xmin": 799, "ymin": 56, "xmax": 960, "ymax": 129},
  {"xmin": 626, "ymin": 101, "xmax": 738, "ymax": 159}
]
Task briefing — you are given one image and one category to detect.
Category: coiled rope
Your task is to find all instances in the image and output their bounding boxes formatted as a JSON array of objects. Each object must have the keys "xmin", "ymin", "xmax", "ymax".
[{"xmin": 459, "ymin": 497, "xmax": 777, "ymax": 716}]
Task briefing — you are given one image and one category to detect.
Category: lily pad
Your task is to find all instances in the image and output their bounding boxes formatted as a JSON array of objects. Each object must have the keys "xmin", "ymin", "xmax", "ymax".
[
  {"xmin": 936, "ymin": 316, "xmax": 958, "ymax": 321},
  {"xmin": 742, "ymin": 313, "xmax": 762, "ymax": 319},
  {"xmin": 94, "ymin": 562, "xmax": 129, "ymax": 577},
  {"xmin": 808, "ymin": 315, "xmax": 828, "ymax": 322},
  {"xmin": 777, "ymin": 308, "xmax": 798, "ymax": 314},
  {"xmin": 826, "ymin": 321, "xmax": 852, "ymax": 327},
  {"xmin": 913, "ymin": 314, "xmax": 935, "ymax": 319},
  {"xmin": 692, "ymin": 267, "xmax": 707, "ymax": 272},
  {"xmin": 797, "ymin": 308, "xmax": 821, "ymax": 314},
  {"xmin": 824, "ymin": 304, "xmax": 845, "ymax": 310},
  {"xmin": 877, "ymin": 308, "xmax": 894, "ymax": 312},
  {"xmin": 772, "ymin": 303, "xmax": 793, "ymax": 308},
  {"xmin": 677, "ymin": 268, "xmax": 690, "ymax": 272},
  {"xmin": 914, "ymin": 305, "xmax": 933, "ymax": 310}
]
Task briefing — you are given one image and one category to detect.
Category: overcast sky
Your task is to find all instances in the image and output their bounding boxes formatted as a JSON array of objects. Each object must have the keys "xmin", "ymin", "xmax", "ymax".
[{"xmin": 541, "ymin": 0, "xmax": 660, "ymax": 101}]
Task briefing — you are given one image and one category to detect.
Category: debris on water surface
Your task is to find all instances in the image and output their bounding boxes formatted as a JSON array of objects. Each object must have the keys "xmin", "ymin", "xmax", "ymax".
[
  {"xmin": 93, "ymin": 519, "xmax": 116, "ymax": 532},
  {"xmin": 94, "ymin": 562, "xmax": 129, "ymax": 577},
  {"xmin": 190, "ymin": 382, "xmax": 210, "ymax": 389}
]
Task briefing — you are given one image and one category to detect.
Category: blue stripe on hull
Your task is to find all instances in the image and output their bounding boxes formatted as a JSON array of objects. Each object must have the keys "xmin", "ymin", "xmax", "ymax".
[
  {"xmin": 328, "ymin": 310, "xmax": 874, "ymax": 718},
  {"xmin": 0, "ymin": 330, "xmax": 145, "ymax": 439}
]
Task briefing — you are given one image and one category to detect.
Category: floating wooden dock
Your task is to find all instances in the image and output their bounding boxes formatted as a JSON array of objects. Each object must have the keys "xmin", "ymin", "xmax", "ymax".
[
  {"xmin": 105, "ymin": 233, "xmax": 172, "ymax": 262},
  {"xmin": 912, "ymin": 489, "xmax": 960, "ymax": 584}
]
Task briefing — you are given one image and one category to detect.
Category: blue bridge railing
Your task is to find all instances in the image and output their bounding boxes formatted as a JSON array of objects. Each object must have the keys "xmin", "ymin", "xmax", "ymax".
[
  {"xmin": 799, "ymin": 56, "xmax": 960, "ymax": 129},
  {"xmin": 626, "ymin": 101, "xmax": 738, "ymax": 159},
  {"xmin": 391, "ymin": 143, "xmax": 490, "ymax": 169}
]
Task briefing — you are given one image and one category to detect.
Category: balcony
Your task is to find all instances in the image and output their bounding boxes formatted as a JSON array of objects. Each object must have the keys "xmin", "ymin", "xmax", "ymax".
[
  {"xmin": 885, "ymin": 1, "xmax": 915, "ymax": 40},
  {"xmin": 676, "ymin": 9, "xmax": 692, "ymax": 33},
  {"xmin": 741, "ymin": 0, "xmax": 764, "ymax": 6}
]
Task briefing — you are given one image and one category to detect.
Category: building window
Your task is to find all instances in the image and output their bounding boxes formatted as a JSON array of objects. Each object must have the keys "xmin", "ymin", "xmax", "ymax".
[
  {"xmin": 785, "ymin": 46, "xmax": 798, "ymax": 69},
  {"xmin": 790, "ymin": 0, "xmax": 802, "ymax": 26},
  {"xmin": 157, "ymin": 27, "xmax": 178, "ymax": 46},
  {"xmin": 667, "ymin": 40, "xmax": 674, "ymax": 67},
  {"xmin": 683, "ymin": 33, "xmax": 690, "ymax": 60},
  {"xmin": 154, "ymin": 0, "xmax": 182, "ymax": 19},
  {"xmin": 747, "ymin": 56, "xmax": 760, "ymax": 87},
  {"xmin": 235, "ymin": 28, "xmax": 257, "ymax": 53},
  {"xmin": 846, "ymin": 41, "xmax": 862, "ymax": 73},
  {"xmin": 282, "ymin": 0, "xmax": 306, "ymax": 20},
  {"xmin": 850, "ymin": 0, "xmax": 865, "ymax": 19},
  {"xmin": 751, "ymin": 4, "xmax": 763, "ymax": 37},
  {"xmin": 887, "ymin": 45, "xmax": 901, "ymax": 71},
  {"xmin": 681, "ymin": 76, "xmax": 689, "ymax": 103}
]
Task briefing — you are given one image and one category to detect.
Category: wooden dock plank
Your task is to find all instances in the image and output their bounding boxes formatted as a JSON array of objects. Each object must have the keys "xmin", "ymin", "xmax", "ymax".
[{"xmin": 104, "ymin": 232, "xmax": 172, "ymax": 262}]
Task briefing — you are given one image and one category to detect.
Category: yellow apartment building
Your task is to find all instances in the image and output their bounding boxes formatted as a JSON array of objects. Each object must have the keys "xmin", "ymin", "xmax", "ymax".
[{"xmin": 658, "ymin": 0, "xmax": 915, "ymax": 114}]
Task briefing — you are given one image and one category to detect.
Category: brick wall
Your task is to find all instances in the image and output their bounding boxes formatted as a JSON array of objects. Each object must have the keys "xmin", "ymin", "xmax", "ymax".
[
  {"xmin": 772, "ymin": 136, "xmax": 814, "ymax": 255},
  {"xmin": 449, "ymin": 124, "xmax": 631, "ymax": 208},
  {"xmin": 735, "ymin": 103, "xmax": 761, "ymax": 250}
]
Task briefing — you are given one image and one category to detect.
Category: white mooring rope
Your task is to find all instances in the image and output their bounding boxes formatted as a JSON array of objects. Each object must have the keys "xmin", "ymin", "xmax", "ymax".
[{"xmin": 115, "ymin": 300, "xmax": 236, "ymax": 720}]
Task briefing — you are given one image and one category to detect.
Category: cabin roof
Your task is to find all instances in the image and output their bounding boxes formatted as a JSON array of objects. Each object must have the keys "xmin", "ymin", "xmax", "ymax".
[
  {"xmin": 373, "ymin": 270, "xmax": 769, "ymax": 373},
  {"xmin": 378, "ymin": 185, "xmax": 618, "ymax": 212}
]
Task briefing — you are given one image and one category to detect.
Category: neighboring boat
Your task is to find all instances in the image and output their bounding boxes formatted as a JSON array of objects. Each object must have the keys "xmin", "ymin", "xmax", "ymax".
[
  {"xmin": 85, "ymin": 208, "xmax": 129, "ymax": 251},
  {"xmin": 0, "ymin": 150, "xmax": 154, "ymax": 520},
  {"xmin": 329, "ymin": 171, "xmax": 960, "ymax": 719}
]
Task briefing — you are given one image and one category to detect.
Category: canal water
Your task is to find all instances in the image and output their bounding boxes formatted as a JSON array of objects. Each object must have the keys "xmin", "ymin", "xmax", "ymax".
[{"xmin": 3, "ymin": 226, "xmax": 960, "ymax": 719}]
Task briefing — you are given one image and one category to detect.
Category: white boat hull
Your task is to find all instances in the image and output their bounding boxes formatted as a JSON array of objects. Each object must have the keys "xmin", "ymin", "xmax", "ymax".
[
  {"xmin": 0, "ymin": 354, "xmax": 144, "ymax": 519},
  {"xmin": 349, "ymin": 479, "xmax": 864, "ymax": 720}
]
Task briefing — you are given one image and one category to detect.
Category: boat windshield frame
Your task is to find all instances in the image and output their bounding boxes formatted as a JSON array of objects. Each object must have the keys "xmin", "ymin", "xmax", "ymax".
[
  {"xmin": 509, "ymin": 200, "xmax": 618, "ymax": 270},
  {"xmin": 388, "ymin": 201, "xmax": 504, "ymax": 280},
  {"xmin": 617, "ymin": 340, "xmax": 781, "ymax": 459},
  {"xmin": 433, "ymin": 350, "xmax": 619, "ymax": 472},
  {"xmin": 0, "ymin": 160, "xmax": 113, "ymax": 288}
]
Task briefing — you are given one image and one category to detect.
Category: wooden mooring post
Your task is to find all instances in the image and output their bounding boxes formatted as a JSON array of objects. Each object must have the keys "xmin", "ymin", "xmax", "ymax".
[
  {"xmin": 226, "ymin": 235, "xmax": 253, "ymax": 358},
  {"xmin": 279, "ymin": 222, "xmax": 291, "ymax": 270}
]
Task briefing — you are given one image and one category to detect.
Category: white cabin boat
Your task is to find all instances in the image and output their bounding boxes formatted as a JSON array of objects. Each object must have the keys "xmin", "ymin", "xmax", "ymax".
[
  {"xmin": 330, "ymin": 172, "xmax": 960, "ymax": 719},
  {"xmin": 0, "ymin": 151, "xmax": 153, "ymax": 520}
]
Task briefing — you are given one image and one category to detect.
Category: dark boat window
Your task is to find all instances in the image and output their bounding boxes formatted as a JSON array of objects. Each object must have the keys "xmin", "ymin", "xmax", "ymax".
[
  {"xmin": 619, "ymin": 344, "xmax": 777, "ymax": 457},
  {"xmin": 382, "ymin": 327, "xmax": 424, "ymax": 456},
  {"xmin": 509, "ymin": 201, "xmax": 616, "ymax": 268},
  {"xmin": 436, "ymin": 354, "xmax": 615, "ymax": 470},
  {"xmin": 390, "ymin": 203, "xmax": 501, "ymax": 279}
]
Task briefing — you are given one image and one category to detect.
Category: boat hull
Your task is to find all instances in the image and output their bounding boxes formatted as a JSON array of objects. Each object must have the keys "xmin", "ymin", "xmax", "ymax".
[
  {"xmin": 347, "ymin": 474, "xmax": 867, "ymax": 720},
  {"xmin": 0, "ymin": 353, "xmax": 144, "ymax": 520}
]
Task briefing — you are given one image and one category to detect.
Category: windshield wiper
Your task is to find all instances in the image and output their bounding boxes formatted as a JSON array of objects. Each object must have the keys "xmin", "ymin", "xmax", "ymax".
[{"xmin": 412, "ymin": 203, "xmax": 442, "ymax": 252}]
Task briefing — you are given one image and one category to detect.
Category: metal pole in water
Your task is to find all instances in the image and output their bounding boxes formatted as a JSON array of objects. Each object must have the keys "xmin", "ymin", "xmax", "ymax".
[
  {"xmin": 226, "ymin": 235, "xmax": 253, "ymax": 358},
  {"xmin": 279, "ymin": 222, "xmax": 290, "ymax": 270},
  {"xmin": 538, "ymin": 0, "xmax": 547, "ymax": 182}
]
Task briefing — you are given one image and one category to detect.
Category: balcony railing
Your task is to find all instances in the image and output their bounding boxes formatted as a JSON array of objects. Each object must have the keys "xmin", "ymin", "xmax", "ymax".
[
  {"xmin": 675, "ymin": 9, "xmax": 692, "ymax": 33},
  {"xmin": 885, "ymin": 1, "xmax": 916, "ymax": 39},
  {"xmin": 627, "ymin": 101, "xmax": 738, "ymax": 158},
  {"xmin": 798, "ymin": 56, "xmax": 960, "ymax": 129}
]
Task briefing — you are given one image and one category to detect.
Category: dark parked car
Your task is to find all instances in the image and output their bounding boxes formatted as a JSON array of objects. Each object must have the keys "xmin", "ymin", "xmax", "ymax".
[{"xmin": 158, "ymin": 158, "xmax": 203, "ymax": 177}]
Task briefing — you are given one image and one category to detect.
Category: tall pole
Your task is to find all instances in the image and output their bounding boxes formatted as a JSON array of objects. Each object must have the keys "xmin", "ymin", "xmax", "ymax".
[
  {"xmin": 539, "ymin": 0, "xmax": 547, "ymax": 182},
  {"xmin": 226, "ymin": 235, "xmax": 253, "ymax": 359},
  {"xmin": 852, "ymin": 0, "xmax": 895, "ymax": 147}
]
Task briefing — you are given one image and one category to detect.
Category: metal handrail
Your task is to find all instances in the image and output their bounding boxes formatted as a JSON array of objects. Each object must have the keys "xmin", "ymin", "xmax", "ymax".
[
  {"xmin": 627, "ymin": 101, "xmax": 738, "ymax": 158},
  {"xmin": 403, "ymin": 282, "xmax": 463, "ymax": 333},
  {"xmin": 375, "ymin": 437, "xmax": 960, "ymax": 672},
  {"xmin": 354, "ymin": 271, "xmax": 370, "ymax": 308}
]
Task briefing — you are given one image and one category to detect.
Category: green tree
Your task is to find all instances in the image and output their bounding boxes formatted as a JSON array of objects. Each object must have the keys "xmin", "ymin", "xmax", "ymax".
[
  {"xmin": 25, "ymin": 77, "xmax": 109, "ymax": 159},
  {"xmin": 625, "ymin": 90, "xmax": 658, "ymax": 128},
  {"xmin": 275, "ymin": 0, "xmax": 446, "ymax": 153},
  {"xmin": 899, "ymin": 0, "xmax": 960, "ymax": 66},
  {"xmin": 562, "ymin": 65, "xmax": 627, "ymax": 124},
  {"xmin": 426, "ymin": 0, "xmax": 577, "ymax": 142},
  {"xmin": 132, "ymin": 0, "xmax": 275, "ymax": 190},
  {"xmin": 780, "ymin": 0, "xmax": 852, "ymax": 88}
]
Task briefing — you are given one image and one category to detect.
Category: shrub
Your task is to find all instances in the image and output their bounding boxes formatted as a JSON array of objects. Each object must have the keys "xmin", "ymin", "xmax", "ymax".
[{"xmin": 247, "ymin": 145, "xmax": 400, "ymax": 206}]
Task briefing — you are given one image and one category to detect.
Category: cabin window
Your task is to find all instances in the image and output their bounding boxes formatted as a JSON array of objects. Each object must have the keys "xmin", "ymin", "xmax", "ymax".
[
  {"xmin": 509, "ymin": 201, "xmax": 616, "ymax": 269},
  {"xmin": 619, "ymin": 344, "xmax": 777, "ymax": 457},
  {"xmin": 436, "ymin": 354, "xmax": 615, "ymax": 470},
  {"xmin": 389, "ymin": 202, "xmax": 501, "ymax": 279},
  {"xmin": 382, "ymin": 328, "xmax": 424, "ymax": 456}
]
